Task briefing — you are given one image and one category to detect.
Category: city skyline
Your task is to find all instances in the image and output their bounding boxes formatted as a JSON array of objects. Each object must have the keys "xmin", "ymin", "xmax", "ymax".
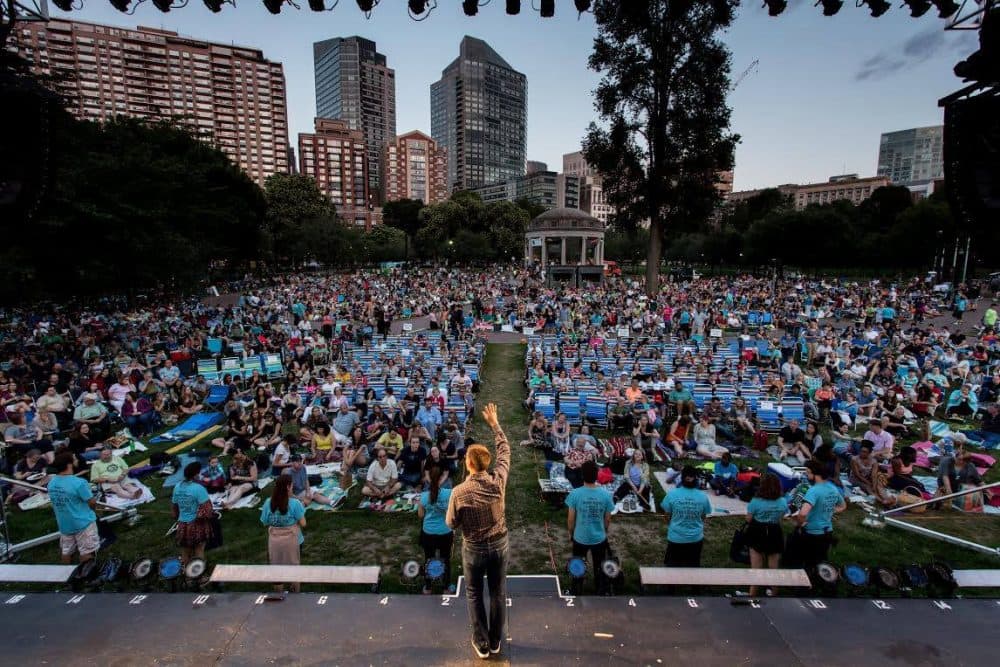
[{"xmin": 42, "ymin": 3, "xmax": 978, "ymax": 191}]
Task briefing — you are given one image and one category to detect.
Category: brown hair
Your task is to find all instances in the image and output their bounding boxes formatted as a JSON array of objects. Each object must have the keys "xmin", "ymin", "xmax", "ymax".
[
  {"xmin": 271, "ymin": 474, "xmax": 292, "ymax": 515},
  {"xmin": 757, "ymin": 473, "xmax": 782, "ymax": 500},
  {"xmin": 465, "ymin": 443, "xmax": 492, "ymax": 473}
]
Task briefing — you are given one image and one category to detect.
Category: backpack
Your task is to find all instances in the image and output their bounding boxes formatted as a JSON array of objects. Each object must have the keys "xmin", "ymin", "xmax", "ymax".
[{"xmin": 753, "ymin": 430, "xmax": 769, "ymax": 451}]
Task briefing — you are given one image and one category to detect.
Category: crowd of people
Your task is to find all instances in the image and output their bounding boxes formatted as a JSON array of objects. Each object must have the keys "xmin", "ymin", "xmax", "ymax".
[{"xmin": 2, "ymin": 264, "xmax": 997, "ymax": 593}]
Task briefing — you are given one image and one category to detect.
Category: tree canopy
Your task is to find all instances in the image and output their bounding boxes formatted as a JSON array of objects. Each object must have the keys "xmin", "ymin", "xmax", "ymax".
[{"xmin": 583, "ymin": 0, "xmax": 739, "ymax": 294}]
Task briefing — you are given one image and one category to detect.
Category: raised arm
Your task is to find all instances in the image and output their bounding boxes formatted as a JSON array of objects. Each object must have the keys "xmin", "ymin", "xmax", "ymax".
[{"xmin": 482, "ymin": 403, "xmax": 510, "ymax": 489}]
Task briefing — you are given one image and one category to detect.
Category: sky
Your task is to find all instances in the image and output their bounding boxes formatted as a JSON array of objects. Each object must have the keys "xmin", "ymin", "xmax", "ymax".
[{"xmin": 49, "ymin": 0, "xmax": 978, "ymax": 191}]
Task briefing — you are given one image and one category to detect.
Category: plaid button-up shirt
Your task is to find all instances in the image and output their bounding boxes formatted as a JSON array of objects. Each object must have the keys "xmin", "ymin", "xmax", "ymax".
[{"xmin": 446, "ymin": 425, "xmax": 510, "ymax": 544}]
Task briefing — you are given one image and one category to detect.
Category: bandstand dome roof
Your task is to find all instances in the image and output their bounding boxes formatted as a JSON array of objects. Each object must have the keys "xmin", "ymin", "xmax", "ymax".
[{"xmin": 527, "ymin": 207, "xmax": 604, "ymax": 233}]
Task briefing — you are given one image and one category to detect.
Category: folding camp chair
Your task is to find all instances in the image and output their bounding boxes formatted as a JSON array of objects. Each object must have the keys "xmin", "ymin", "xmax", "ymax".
[
  {"xmin": 204, "ymin": 384, "xmax": 230, "ymax": 412},
  {"xmin": 196, "ymin": 358, "xmax": 222, "ymax": 384}
]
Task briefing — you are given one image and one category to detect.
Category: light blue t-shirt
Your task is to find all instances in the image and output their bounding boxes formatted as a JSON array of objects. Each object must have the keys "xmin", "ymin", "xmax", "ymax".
[
  {"xmin": 747, "ymin": 496, "xmax": 789, "ymax": 525},
  {"xmin": 660, "ymin": 486, "xmax": 712, "ymax": 544},
  {"xmin": 47, "ymin": 475, "xmax": 96, "ymax": 535},
  {"xmin": 260, "ymin": 497, "xmax": 306, "ymax": 544},
  {"xmin": 420, "ymin": 488, "xmax": 453, "ymax": 536},
  {"xmin": 713, "ymin": 461, "xmax": 739, "ymax": 479},
  {"xmin": 802, "ymin": 481, "xmax": 844, "ymax": 535},
  {"xmin": 566, "ymin": 485, "xmax": 615, "ymax": 545},
  {"xmin": 172, "ymin": 480, "xmax": 210, "ymax": 523}
]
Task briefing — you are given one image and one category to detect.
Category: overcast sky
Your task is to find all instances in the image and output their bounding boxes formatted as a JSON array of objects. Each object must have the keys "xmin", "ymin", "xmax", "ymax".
[{"xmin": 51, "ymin": 1, "xmax": 977, "ymax": 190}]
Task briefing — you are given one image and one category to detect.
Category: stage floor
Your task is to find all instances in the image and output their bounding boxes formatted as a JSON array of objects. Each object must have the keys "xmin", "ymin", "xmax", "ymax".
[{"xmin": 2, "ymin": 583, "xmax": 997, "ymax": 665}]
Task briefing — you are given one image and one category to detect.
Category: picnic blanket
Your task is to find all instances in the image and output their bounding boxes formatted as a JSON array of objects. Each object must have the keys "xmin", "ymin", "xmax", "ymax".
[
  {"xmin": 358, "ymin": 490, "xmax": 419, "ymax": 512},
  {"xmin": 100, "ymin": 479, "xmax": 156, "ymax": 510},
  {"xmin": 150, "ymin": 412, "xmax": 224, "ymax": 444},
  {"xmin": 208, "ymin": 476, "xmax": 275, "ymax": 510},
  {"xmin": 543, "ymin": 462, "xmax": 655, "ymax": 514},
  {"xmin": 161, "ymin": 453, "xmax": 211, "ymax": 488},
  {"xmin": 305, "ymin": 477, "xmax": 352, "ymax": 512},
  {"xmin": 653, "ymin": 471, "xmax": 748, "ymax": 516}
]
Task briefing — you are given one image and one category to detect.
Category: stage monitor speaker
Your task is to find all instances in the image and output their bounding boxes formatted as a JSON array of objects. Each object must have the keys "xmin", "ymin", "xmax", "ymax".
[{"xmin": 943, "ymin": 92, "xmax": 1000, "ymax": 237}]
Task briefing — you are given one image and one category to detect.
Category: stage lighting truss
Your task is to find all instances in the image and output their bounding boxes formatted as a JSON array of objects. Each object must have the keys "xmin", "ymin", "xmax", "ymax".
[
  {"xmin": 816, "ymin": 0, "xmax": 844, "ymax": 15},
  {"xmin": 464, "ymin": 0, "xmax": 491, "ymax": 16},
  {"xmin": 903, "ymin": 0, "xmax": 933, "ymax": 16},
  {"xmin": 408, "ymin": 0, "xmax": 436, "ymax": 20},
  {"xmin": 860, "ymin": 0, "xmax": 891, "ymax": 16},
  {"xmin": 152, "ymin": 0, "xmax": 188, "ymax": 11},
  {"xmin": 763, "ymin": 0, "xmax": 788, "ymax": 15},
  {"xmin": 946, "ymin": 0, "xmax": 993, "ymax": 29}
]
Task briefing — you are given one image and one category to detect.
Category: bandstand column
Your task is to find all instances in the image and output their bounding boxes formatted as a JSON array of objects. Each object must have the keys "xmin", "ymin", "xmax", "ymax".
[{"xmin": 560, "ymin": 237, "xmax": 567, "ymax": 265}]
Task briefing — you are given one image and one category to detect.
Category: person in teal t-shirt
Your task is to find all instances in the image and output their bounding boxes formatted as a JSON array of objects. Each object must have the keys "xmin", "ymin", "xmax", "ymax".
[
  {"xmin": 668, "ymin": 382, "xmax": 696, "ymax": 417},
  {"xmin": 744, "ymin": 473, "xmax": 790, "ymax": 596},
  {"xmin": 171, "ymin": 462, "xmax": 212, "ymax": 565},
  {"xmin": 660, "ymin": 465, "xmax": 712, "ymax": 567},
  {"xmin": 795, "ymin": 460, "xmax": 846, "ymax": 568},
  {"xmin": 418, "ymin": 466, "xmax": 455, "ymax": 594},
  {"xmin": 566, "ymin": 461, "xmax": 615, "ymax": 594},
  {"xmin": 260, "ymin": 474, "xmax": 307, "ymax": 593},
  {"xmin": 711, "ymin": 452, "xmax": 740, "ymax": 498},
  {"xmin": 47, "ymin": 452, "xmax": 99, "ymax": 564}
]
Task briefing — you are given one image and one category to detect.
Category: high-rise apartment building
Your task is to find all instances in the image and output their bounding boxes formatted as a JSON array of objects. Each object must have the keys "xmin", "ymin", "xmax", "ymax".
[
  {"xmin": 430, "ymin": 36, "xmax": 527, "ymax": 191},
  {"xmin": 314, "ymin": 36, "xmax": 396, "ymax": 204},
  {"xmin": 555, "ymin": 174, "xmax": 581, "ymax": 210},
  {"xmin": 382, "ymin": 131, "xmax": 449, "ymax": 204},
  {"xmin": 10, "ymin": 20, "xmax": 289, "ymax": 186},
  {"xmin": 563, "ymin": 151, "xmax": 614, "ymax": 224},
  {"xmin": 298, "ymin": 118, "xmax": 375, "ymax": 229},
  {"xmin": 877, "ymin": 125, "xmax": 944, "ymax": 187}
]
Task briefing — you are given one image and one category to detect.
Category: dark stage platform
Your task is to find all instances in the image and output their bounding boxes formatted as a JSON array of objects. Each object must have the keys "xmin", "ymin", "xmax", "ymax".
[{"xmin": 1, "ymin": 582, "xmax": 997, "ymax": 665}]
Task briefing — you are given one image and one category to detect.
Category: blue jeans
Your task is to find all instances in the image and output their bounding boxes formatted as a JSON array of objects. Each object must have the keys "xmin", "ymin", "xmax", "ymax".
[{"xmin": 462, "ymin": 534, "xmax": 508, "ymax": 650}]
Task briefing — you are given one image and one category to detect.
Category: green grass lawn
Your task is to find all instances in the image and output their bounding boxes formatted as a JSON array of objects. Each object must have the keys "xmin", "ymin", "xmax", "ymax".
[{"xmin": 5, "ymin": 343, "xmax": 1000, "ymax": 595}]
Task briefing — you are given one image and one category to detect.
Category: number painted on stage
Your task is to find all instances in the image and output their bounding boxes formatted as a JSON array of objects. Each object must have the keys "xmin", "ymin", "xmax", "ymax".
[
  {"xmin": 255, "ymin": 595, "xmax": 266, "ymax": 605},
  {"xmin": 687, "ymin": 598, "xmax": 698, "ymax": 608},
  {"xmin": 507, "ymin": 598, "xmax": 513, "ymax": 608},
  {"xmin": 66, "ymin": 595, "xmax": 85, "ymax": 605},
  {"xmin": 5, "ymin": 595, "xmax": 24, "ymax": 605},
  {"xmin": 932, "ymin": 601, "xmax": 951, "ymax": 611},
  {"xmin": 317, "ymin": 596, "xmax": 328, "ymax": 605},
  {"xmin": 441, "ymin": 596, "xmax": 451, "ymax": 606},
  {"xmin": 873, "ymin": 600, "xmax": 892, "ymax": 610},
  {"xmin": 809, "ymin": 600, "xmax": 826, "ymax": 609},
  {"xmin": 565, "ymin": 597, "xmax": 574, "ymax": 607},
  {"xmin": 129, "ymin": 595, "xmax": 146, "ymax": 605},
  {"xmin": 379, "ymin": 596, "xmax": 389, "ymax": 605},
  {"xmin": 193, "ymin": 595, "xmax": 210, "ymax": 606},
  {"xmin": 628, "ymin": 598, "xmax": 636, "ymax": 607}
]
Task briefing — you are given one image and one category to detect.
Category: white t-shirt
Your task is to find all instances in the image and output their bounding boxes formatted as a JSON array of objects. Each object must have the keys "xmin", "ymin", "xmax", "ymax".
[
  {"xmin": 367, "ymin": 459, "xmax": 398, "ymax": 486},
  {"xmin": 272, "ymin": 443, "xmax": 290, "ymax": 467}
]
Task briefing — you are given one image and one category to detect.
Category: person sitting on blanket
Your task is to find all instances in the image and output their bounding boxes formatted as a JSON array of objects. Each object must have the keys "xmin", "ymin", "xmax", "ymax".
[
  {"xmin": 364, "ymin": 446, "xmax": 402, "ymax": 500},
  {"xmin": 211, "ymin": 410, "xmax": 252, "ymax": 456},
  {"xmin": 310, "ymin": 422, "xmax": 337, "ymax": 463},
  {"xmin": 13, "ymin": 448, "xmax": 53, "ymax": 494},
  {"xmin": 937, "ymin": 448, "xmax": 982, "ymax": 496},
  {"xmin": 777, "ymin": 419, "xmax": 812, "ymax": 466},
  {"xmin": 376, "ymin": 427, "xmax": 404, "ymax": 457},
  {"xmin": 886, "ymin": 446, "xmax": 926, "ymax": 494},
  {"xmin": 964, "ymin": 403, "xmax": 1000, "ymax": 447},
  {"xmin": 397, "ymin": 436, "xmax": 428, "ymax": 488},
  {"xmin": 519, "ymin": 411, "xmax": 549, "ymax": 448},
  {"xmin": 613, "ymin": 448, "xmax": 652, "ymax": 510},
  {"xmin": 422, "ymin": 445, "xmax": 452, "ymax": 488},
  {"xmin": 90, "ymin": 445, "xmax": 143, "ymax": 500},
  {"xmin": 253, "ymin": 413, "xmax": 283, "ymax": 450},
  {"xmin": 197, "ymin": 456, "xmax": 228, "ymax": 494},
  {"xmin": 283, "ymin": 455, "xmax": 333, "ymax": 507},
  {"xmin": 665, "ymin": 415, "xmax": 692, "ymax": 457},
  {"xmin": 693, "ymin": 413, "xmax": 727, "ymax": 460},
  {"xmin": 945, "ymin": 384, "xmax": 978, "ymax": 419},
  {"xmin": 710, "ymin": 452, "xmax": 739, "ymax": 497},
  {"xmin": 219, "ymin": 449, "xmax": 259, "ymax": 510},
  {"xmin": 563, "ymin": 436, "xmax": 596, "ymax": 488}
]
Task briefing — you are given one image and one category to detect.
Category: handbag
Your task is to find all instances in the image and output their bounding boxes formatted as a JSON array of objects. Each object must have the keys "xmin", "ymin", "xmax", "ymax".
[
  {"xmin": 729, "ymin": 526, "xmax": 751, "ymax": 565},
  {"xmin": 896, "ymin": 489, "xmax": 927, "ymax": 513},
  {"xmin": 952, "ymin": 484, "xmax": 984, "ymax": 513}
]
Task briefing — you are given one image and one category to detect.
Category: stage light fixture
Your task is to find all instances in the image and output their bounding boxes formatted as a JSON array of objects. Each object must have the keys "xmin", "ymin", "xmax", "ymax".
[
  {"xmin": 462, "ymin": 0, "xmax": 478, "ymax": 15},
  {"xmin": 841, "ymin": 563, "xmax": 869, "ymax": 592},
  {"xmin": 763, "ymin": 0, "xmax": 787, "ymax": 15},
  {"xmin": 425, "ymin": 558, "xmax": 446, "ymax": 586},
  {"xmin": 506, "ymin": 0, "xmax": 519, "ymax": 13},
  {"xmin": 574, "ymin": 0, "xmax": 591, "ymax": 12},
  {"xmin": 954, "ymin": 7, "xmax": 999, "ymax": 83},
  {"xmin": 931, "ymin": 0, "xmax": 959, "ymax": 17},
  {"xmin": 310, "ymin": 0, "xmax": 326, "ymax": 9},
  {"xmin": 203, "ymin": 0, "xmax": 225, "ymax": 11},
  {"xmin": 408, "ymin": 0, "xmax": 427, "ymax": 14},
  {"xmin": 401, "ymin": 559, "xmax": 421, "ymax": 581},
  {"xmin": 902, "ymin": 0, "xmax": 931, "ymax": 17},
  {"xmin": 817, "ymin": 0, "xmax": 843, "ymax": 16},
  {"xmin": 263, "ymin": 0, "xmax": 284, "ymax": 12},
  {"xmin": 873, "ymin": 566, "xmax": 900, "ymax": 593},
  {"xmin": 109, "ymin": 0, "xmax": 133, "ymax": 11},
  {"xmin": 864, "ymin": 0, "xmax": 890, "ymax": 17},
  {"xmin": 152, "ymin": 0, "xmax": 173, "ymax": 11},
  {"xmin": 357, "ymin": 0, "xmax": 375, "ymax": 12},
  {"xmin": 52, "ymin": 0, "xmax": 74, "ymax": 10},
  {"xmin": 540, "ymin": 0, "xmax": 554, "ymax": 17}
]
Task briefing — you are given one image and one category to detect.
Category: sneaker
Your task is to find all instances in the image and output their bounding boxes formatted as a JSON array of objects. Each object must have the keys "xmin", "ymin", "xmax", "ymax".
[
  {"xmin": 490, "ymin": 641, "xmax": 502, "ymax": 655},
  {"xmin": 471, "ymin": 639, "xmax": 489, "ymax": 660}
]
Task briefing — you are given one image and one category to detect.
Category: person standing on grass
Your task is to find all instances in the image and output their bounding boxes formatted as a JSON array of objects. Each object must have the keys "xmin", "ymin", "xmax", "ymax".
[
  {"xmin": 417, "ymin": 465, "xmax": 455, "ymax": 595},
  {"xmin": 47, "ymin": 452, "xmax": 99, "ymax": 565},
  {"xmin": 171, "ymin": 461, "xmax": 213, "ymax": 566},
  {"xmin": 744, "ymin": 473, "xmax": 789, "ymax": 598},
  {"xmin": 793, "ymin": 460, "xmax": 846, "ymax": 568},
  {"xmin": 660, "ymin": 465, "xmax": 712, "ymax": 567},
  {"xmin": 566, "ymin": 460, "xmax": 615, "ymax": 595},
  {"xmin": 446, "ymin": 403, "xmax": 510, "ymax": 660},
  {"xmin": 260, "ymin": 474, "xmax": 306, "ymax": 594}
]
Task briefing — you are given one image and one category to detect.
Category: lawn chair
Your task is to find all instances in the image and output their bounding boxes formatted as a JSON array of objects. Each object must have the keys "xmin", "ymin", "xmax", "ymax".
[
  {"xmin": 206, "ymin": 338, "xmax": 224, "ymax": 357},
  {"xmin": 204, "ymin": 384, "xmax": 230, "ymax": 412},
  {"xmin": 262, "ymin": 353, "xmax": 284, "ymax": 378},
  {"xmin": 196, "ymin": 358, "xmax": 222, "ymax": 384},
  {"xmin": 560, "ymin": 393, "xmax": 582, "ymax": 426}
]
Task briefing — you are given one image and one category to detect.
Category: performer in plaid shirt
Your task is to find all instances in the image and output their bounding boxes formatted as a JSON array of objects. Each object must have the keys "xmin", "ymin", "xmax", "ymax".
[{"xmin": 446, "ymin": 403, "xmax": 510, "ymax": 659}]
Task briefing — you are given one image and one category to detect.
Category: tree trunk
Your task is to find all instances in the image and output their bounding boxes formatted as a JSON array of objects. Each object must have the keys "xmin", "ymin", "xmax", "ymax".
[{"xmin": 645, "ymin": 218, "xmax": 663, "ymax": 296}]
